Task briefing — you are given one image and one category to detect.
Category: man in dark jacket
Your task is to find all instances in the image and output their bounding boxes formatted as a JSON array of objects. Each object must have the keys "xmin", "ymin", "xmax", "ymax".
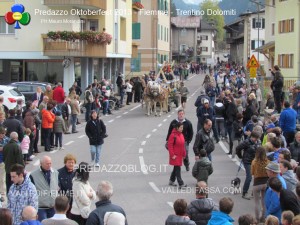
[
  {"xmin": 270, "ymin": 66, "xmax": 284, "ymax": 113},
  {"xmin": 3, "ymin": 132, "xmax": 25, "ymax": 193},
  {"xmin": 197, "ymin": 99, "xmax": 214, "ymax": 132},
  {"xmin": 187, "ymin": 181, "xmax": 218, "ymax": 225},
  {"xmin": 194, "ymin": 90, "xmax": 209, "ymax": 108},
  {"xmin": 290, "ymin": 131, "xmax": 300, "ymax": 163},
  {"xmin": 85, "ymin": 110, "xmax": 106, "ymax": 167},
  {"xmin": 166, "ymin": 110, "xmax": 193, "ymax": 171},
  {"xmin": 269, "ymin": 176, "xmax": 300, "ymax": 216},
  {"xmin": 236, "ymin": 131, "xmax": 261, "ymax": 200},
  {"xmin": 192, "ymin": 149, "xmax": 213, "ymax": 183},
  {"xmin": 193, "ymin": 119, "xmax": 215, "ymax": 161},
  {"xmin": 3, "ymin": 109, "xmax": 24, "ymax": 142},
  {"xmin": 224, "ymin": 97, "xmax": 238, "ymax": 154},
  {"xmin": 86, "ymin": 181, "xmax": 128, "ymax": 225}
]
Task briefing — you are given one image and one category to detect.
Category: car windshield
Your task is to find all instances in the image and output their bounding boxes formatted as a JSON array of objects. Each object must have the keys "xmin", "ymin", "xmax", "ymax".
[{"xmin": 9, "ymin": 88, "xmax": 23, "ymax": 96}]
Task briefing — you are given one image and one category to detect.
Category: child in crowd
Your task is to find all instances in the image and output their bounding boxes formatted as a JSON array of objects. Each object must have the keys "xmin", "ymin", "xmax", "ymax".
[
  {"xmin": 281, "ymin": 210, "xmax": 294, "ymax": 225},
  {"xmin": 192, "ymin": 149, "xmax": 213, "ymax": 184},
  {"xmin": 53, "ymin": 111, "xmax": 66, "ymax": 150},
  {"xmin": 20, "ymin": 128, "xmax": 31, "ymax": 163}
]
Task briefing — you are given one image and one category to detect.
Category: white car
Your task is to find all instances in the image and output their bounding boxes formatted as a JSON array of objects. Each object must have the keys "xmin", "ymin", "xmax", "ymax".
[{"xmin": 0, "ymin": 85, "xmax": 25, "ymax": 111}]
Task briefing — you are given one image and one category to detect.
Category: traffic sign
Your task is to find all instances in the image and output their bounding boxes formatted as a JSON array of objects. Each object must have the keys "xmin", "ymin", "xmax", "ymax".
[
  {"xmin": 247, "ymin": 55, "xmax": 259, "ymax": 68},
  {"xmin": 250, "ymin": 67, "xmax": 257, "ymax": 78}
]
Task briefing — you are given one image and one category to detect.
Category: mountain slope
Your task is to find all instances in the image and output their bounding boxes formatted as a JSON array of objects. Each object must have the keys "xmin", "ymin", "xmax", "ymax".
[{"xmin": 172, "ymin": 0, "xmax": 265, "ymax": 24}]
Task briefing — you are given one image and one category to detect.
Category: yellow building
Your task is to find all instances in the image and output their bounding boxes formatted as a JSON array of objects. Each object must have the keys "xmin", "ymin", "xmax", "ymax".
[
  {"xmin": 0, "ymin": 0, "xmax": 133, "ymax": 92},
  {"xmin": 125, "ymin": 0, "xmax": 171, "ymax": 76},
  {"xmin": 274, "ymin": 0, "xmax": 299, "ymax": 80}
]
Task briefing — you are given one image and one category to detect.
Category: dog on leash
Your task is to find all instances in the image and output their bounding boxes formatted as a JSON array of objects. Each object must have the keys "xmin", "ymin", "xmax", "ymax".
[{"xmin": 231, "ymin": 177, "xmax": 241, "ymax": 194}]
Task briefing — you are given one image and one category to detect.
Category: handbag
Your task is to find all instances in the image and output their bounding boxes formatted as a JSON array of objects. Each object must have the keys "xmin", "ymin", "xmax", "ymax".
[{"xmin": 74, "ymin": 195, "xmax": 91, "ymax": 219}]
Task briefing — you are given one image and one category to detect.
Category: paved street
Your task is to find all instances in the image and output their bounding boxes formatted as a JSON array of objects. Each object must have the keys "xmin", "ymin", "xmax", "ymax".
[{"xmin": 25, "ymin": 74, "xmax": 254, "ymax": 225}]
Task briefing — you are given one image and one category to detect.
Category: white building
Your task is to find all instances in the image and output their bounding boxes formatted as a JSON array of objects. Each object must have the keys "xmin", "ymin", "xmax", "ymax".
[{"xmin": 198, "ymin": 20, "xmax": 216, "ymax": 65}]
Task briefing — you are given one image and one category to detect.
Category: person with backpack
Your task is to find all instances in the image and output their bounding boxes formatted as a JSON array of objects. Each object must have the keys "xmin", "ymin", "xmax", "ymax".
[
  {"xmin": 236, "ymin": 131, "xmax": 261, "ymax": 200},
  {"xmin": 168, "ymin": 121, "xmax": 187, "ymax": 189}
]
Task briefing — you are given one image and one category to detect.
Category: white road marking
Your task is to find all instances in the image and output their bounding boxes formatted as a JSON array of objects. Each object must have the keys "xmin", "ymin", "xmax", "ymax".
[
  {"xmin": 65, "ymin": 141, "xmax": 74, "ymax": 146},
  {"xmin": 108, "ymin": 119, "xmax": 114, "ymax": 123},
  {"xmin": 50, "ymin": 150, "xmax": 58, "ymax": 154},
  {"xmin": 167, "ymin": 202, "xmax": 174, "ymax": 208},
  {"xmin": 152, "ymin": 129, "xmax": 157, "ymax": 132},
  {"xmin": 78, "ymin": 135, "xmax": 85, "ymax": 139},
  {"xmin": 167, "ymin": 115, "xmax": 171, "ymax": 118},
  {"xmin": 130, "ymin": 105, "xmax": 141, "ymax": 111},
  {"xmin": 219, "ymin": 141, "xmax": 245, "ymax": 171},
  {"xmin": 139, "ymin": 148, "xmax": 143, "ymax": 154},
  {"xmin": 149, "ymin": 182, "xmax": 161, "ymax": 193},
  {"xmin": 141, "ymin": 141, "xmax": 146, "ymax": 146},
  {"xmin": 158, "ymin": 124, "xmax": 162, "ymax": 127},
  {"xmin": 171, "ymin": 112, "xmax": 175, "ymax": 114},
  {"xmin": 123, "ymin": 112, "xmax": 128, "ymax": 115},
  {"xmin": 116, "ymin": 116, "xmax": 121, "ymax": 119},
  {"xmin": 139, "ymin": 156, "xmax": 148, "ymax": 175},
  {"xmin": 33, "ymin": 159, "xmax": 40, "ymax": 166},
  {"xmin": 146, "ymin": 134, "xmax": 151, "ymax": 139},
  {"xmin": 122, "ymin": 138, "xmax": 137, "ymax": 140},
  {"xmin": 163, "ymin": 119, "xmax": 167, "ymax": 122}
]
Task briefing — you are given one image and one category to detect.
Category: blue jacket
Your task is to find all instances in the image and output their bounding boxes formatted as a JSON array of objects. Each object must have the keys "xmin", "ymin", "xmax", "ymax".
[
  {"xmin": 20, "ymin": 220, "xmax": 43, "ymax": 225},
  {"xmin": 207, "ymin": 211, "xmax": 234, "ymax": 225},
  {"xmin": 264, "ymin": 175, "xmax": 287, "ymax": 221},
  {"xmin": 279, "ymin": 108, "xmax": 297, "ymax": 132}
]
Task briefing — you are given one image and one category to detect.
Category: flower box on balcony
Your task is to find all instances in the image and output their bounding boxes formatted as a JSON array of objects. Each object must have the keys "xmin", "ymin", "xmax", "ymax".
[
  {"xmin": 132, "ymin": 2, "xmax": 144, "ymax": 10},
  {"xmin": 47, "ymin": 31, "xmax": 112, "ymax": 45}
]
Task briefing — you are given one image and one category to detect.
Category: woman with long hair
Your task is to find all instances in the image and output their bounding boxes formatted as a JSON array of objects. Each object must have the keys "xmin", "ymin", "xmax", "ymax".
[
  {"xmin": 70, "ymin": 162, "xmax": 96, "ymax": 225},
  {"xmin": 251, "ymin": 146, "xmax": 270, "ymax": 223}
]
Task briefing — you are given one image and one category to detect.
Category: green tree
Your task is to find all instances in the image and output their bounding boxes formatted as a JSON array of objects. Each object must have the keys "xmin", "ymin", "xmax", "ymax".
[
  {"xmin": 200, "ymin": 0, "xmax": 225, "ymax": 43},
  {"xmin": 170, "ymin": 0, "xmax": 177, "ymax": 17}
]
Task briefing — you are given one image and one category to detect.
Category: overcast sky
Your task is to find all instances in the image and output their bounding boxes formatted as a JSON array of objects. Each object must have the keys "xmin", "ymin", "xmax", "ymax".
[{"xmin": 182, "ymin": 0, "xmax": 203, "ymax": 5}]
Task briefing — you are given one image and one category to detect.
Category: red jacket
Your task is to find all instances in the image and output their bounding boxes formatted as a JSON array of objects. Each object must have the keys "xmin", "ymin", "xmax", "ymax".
[
  {"xmin": 41, "ymin": 109, "xmax": 55, "ymax": 129},
  {"xmin": 53, "ymin": 86, "xmax": 65, "ymax": 104},
  {"xmin": 168, "ymin": 129, "xmax": 186, "ymax": 166}
]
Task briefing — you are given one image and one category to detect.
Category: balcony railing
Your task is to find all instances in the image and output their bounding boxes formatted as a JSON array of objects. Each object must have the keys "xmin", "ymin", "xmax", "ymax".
[
  {"xmin": 42, "ymin": 36, "xmax": 107, "ymax": 57},
  {"xmin": 43, "ymin": 0, "xmax": 106, "ymax": 10}
]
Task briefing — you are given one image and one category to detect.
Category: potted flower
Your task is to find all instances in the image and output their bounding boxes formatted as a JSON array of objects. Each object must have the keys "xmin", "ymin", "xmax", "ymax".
[{"xmin": 132, "ymin": 1, "xmax": 144, "ymax": 9}]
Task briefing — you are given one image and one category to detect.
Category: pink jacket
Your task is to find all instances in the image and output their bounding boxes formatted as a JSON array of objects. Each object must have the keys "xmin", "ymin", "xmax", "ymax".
[{"xmin": 20, "ymin": 135, "xmax": 30, "ymax": 154}]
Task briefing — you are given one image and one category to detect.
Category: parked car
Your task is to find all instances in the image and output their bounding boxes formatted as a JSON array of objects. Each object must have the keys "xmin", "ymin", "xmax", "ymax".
[
  {"xmin": 10, "ymin": 81, "xmax": 54, "ymax": 101},
  {"xmin": 0, "ymin": 85, "xmax": 25, "ymax": 111}
]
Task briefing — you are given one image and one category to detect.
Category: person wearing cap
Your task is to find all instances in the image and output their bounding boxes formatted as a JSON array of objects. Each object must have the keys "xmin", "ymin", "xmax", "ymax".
[
  {"xmin": 243, "ymin": 115, "xmax": 262, "ymax": 138},
  {"xmin": 236, "ymin": 131, "xmax": 261, "ymax": 200},
  {"xmin": 289, "ymin": 131, "xmax": 300, "ymax": 164},
  {"xmin": 194, "ymin": 90, "xmax": 209, "ymax": 108},
  {"xmin": 0, "ymin": 126, "xmax": 9, "ymax": 207},
  {"xmin": 279, "ymin": 101, "xmax": 297, "ymax": 147},
  {"xmin": 264, "ymin": 161, "xmax": 287, "ymax": 221},
  {"xmin": 196, "ymin": 99, "xmax": 214, "ymax": 133}
]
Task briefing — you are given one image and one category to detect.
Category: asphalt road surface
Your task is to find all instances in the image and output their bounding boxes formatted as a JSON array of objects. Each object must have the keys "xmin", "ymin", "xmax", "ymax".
[{"xmin": 25, "ymin": 73, "xmax": 254, "ymax": 225}]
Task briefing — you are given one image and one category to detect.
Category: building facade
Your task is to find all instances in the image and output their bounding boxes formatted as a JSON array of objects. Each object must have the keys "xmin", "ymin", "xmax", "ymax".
[
  {"xmin": 125, "ymin": 0, "xmax": 171, "ymax": 76},
  {"xmin": 0, "ymin": 0, "xmax": 133, "ymax": 92},
  {"xmin": 198, "ymin": 20, "xmax": 216, "ymax": 65}
]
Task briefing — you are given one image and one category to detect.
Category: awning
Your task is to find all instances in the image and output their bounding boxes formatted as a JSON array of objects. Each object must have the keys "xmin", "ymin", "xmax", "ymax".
[
  {"xmin": 254, "ymin": 41, "xmax": 275, "ymax": 53},
  {"xmin": 254, "ymin": 41, "xmax": 275, "ymax": 60}
]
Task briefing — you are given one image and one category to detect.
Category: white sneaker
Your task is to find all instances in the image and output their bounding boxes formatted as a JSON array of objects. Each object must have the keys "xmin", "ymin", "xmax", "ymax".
[
  {"xmin": 29, "ymin": 155, "xmax": 35, "ymax": 159},
  {"xmin": 95, "ymin": 163, "xmax": 100, "ymax": 167},
  {"xmin": 60, "ymin": 147, "xmax": 65, "ymax": 150}
]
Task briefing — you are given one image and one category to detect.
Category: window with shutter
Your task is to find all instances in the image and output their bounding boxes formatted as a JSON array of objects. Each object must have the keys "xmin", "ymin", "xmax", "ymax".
[
  {"xmin": 262, "ymin": 18, "xmax": 265, "ymax": 29},
  {"xmin": 251, "ymin": 40, "xmax": 255, "ymax": 50},
  {"xmin": 132, "ymin": 23, "xmax": 141, "ymax": 39},
  {"xmin": 252, "ymin": 18, "xmax": 256, "ymax": 29}
]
